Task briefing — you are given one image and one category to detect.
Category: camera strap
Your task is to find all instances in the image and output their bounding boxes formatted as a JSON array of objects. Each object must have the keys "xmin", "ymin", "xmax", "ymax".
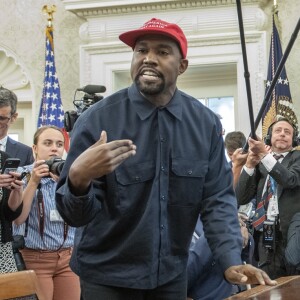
[
  {"xmin": 36, "ymin": 183, "xmax": 69, "ymax": 250},
  {"xmin": 37, "ymin": 184, "xmax": 45, "ymax": 238}
]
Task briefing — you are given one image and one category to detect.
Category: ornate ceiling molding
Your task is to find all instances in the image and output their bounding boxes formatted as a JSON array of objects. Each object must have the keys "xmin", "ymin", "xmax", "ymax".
[
  {"xmin": 61, "ymin": 0, "xmax": 268, "ymax": 17},
  {"xmin": 0, "ymin": 49, "xmax": 29, "ymax": 90},
  {"xmin": 0, "ymin": 47, "xmax": 32, "ymax": 102}
]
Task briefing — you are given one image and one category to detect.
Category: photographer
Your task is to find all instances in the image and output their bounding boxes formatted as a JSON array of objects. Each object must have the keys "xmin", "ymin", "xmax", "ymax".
[
  {"xmin": 0, "ymin": 150, "xmax": 24, "ymax": 273},
  {"xmin": 13, "ymin": 125, "xmax": 79, "ymax": 300},
  {"xmin": 236, "ymin": 118, "xmax": 300, "ymax": 279}
]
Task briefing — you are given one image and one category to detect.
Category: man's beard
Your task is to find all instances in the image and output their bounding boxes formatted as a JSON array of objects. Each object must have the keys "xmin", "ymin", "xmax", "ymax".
[{"xmin": 135, "ymin": 76, "xmax": 165, "ymax": 95}]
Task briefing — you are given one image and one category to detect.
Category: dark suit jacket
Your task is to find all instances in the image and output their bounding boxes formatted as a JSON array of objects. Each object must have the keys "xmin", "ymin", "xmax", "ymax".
[
  {"xmin": 236, "ymin": 150, "xmax": 300, "ymax": 243},
  {"xmin": 0, "ymin": 150, "xmax": 23, "ymax": 242},
  {"xmin": 5, "ymin": 136, "xmax": 33, "ymax": 167}
]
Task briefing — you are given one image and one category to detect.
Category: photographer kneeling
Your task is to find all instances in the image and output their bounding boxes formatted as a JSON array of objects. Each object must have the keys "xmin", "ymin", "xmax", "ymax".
[{"xmin": 13, "ymin": 125, "xmax": 80, "ymax": 300}]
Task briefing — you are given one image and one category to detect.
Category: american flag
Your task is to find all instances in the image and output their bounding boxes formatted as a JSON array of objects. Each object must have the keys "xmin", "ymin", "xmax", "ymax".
[
  {"xmin": 262, "ymin": 13, "xmax": 298, "ymax": 137},
  {"xmin": 37, "ymin": 25, "xmax": 69, "ymax": 152}
]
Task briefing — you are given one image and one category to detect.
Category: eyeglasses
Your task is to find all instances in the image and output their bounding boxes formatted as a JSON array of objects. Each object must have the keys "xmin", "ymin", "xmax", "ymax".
[{"xmin": 0, "ymin": 115, "xmax": 11, "ymax": 124}]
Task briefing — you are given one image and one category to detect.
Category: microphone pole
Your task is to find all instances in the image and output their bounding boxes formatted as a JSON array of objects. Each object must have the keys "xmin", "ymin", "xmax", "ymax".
[
  {"xmin": 236, "ymin": 0, "xmax": 257, "ymax": 151},
  {"xmin": 242, "ymin": 16, "xmax": 300, "ymax": 152}
]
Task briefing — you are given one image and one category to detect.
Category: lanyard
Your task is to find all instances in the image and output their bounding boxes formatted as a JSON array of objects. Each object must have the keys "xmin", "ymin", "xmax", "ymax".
[
  {"xmin": 269, "ymin": 176, "xmax": 277, "ymax": 195},
  {"xmin": 36, "ymin": 184, "xmax": 69, "ymax": 250}
]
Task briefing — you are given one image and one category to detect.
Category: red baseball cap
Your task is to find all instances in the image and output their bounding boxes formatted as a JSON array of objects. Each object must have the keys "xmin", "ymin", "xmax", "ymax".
[{"xmin": 119, "ymin": 18, "xmax": 187, "ymax": 58}]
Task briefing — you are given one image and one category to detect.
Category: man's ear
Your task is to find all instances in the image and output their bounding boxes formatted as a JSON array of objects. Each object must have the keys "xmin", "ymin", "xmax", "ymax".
[
  {"xmin": 179, "ymin": 59, "xmax": 188, "ymax": 75},
  {"xmin": 10, "ymin": 112, "xmax": 18, "ymax": 124}
]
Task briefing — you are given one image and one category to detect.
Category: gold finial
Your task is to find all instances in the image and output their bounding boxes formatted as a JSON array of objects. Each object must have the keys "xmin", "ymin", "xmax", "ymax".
[
  {"xmin": 42, "ymin": 5, "xmax": 56, "ymax": 27},
  {"xmin": 273, "ymin": 0, "xmax": 278, "ymax": 13}
]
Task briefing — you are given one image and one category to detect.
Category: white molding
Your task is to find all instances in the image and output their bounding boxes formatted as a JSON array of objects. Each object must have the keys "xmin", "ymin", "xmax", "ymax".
[
  {"xmin": 0, "ymin": 47, "xmax": 36, "ymax": 146},
  {"xmin": 76, "ymin": 3, "xmax": 267, "ymax": 42},
  {"xmin": 61, "ymin": 0, "xmax": 268, "ymax": 16},
  {"xmin": 0, "ymin": 46, "xmax": 36, "ymax": 102},
  {"xmin": 0, "ymin": 48, "xmax": 30, "ymax": 92}
]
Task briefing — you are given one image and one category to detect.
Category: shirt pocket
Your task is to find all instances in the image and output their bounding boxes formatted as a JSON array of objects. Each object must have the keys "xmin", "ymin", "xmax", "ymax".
[
  {"xmin": 115, "ymin": 161, "xmax": 155, "ymax": 215},
  {"xmin": 169, "ymin": 158, "xmax": 208, "ymax": 207},
  {"xmin": 168, "ymin": 159, "xmax": 208, "ymax": 255}
]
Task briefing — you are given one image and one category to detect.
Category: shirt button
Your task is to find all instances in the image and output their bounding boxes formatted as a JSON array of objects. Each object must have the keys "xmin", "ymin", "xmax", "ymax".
[
  {"xmin": 161, "ymin": 166, "xmax": 165, "ymax": 171},
  {"xmin": 161, "ymin": 195, "xmax": 165, "ymax": 200},
  {"xmin": 134, "ymin": 176, "xmax": 140, "ymax": 181},
  {"xmin": 160, "ymin": 137, "xmax": 165, "ymax": 142},
  {"xmin": 161, "ymin": 225, "xmax": 165, "ymax": 230},
  {"xmin": 187, "ymin": 170, "xmax": 193, "ymax": 175}
]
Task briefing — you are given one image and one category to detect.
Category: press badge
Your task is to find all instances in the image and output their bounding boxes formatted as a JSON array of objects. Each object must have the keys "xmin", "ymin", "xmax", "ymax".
[
  {"xmin": 268, "ymin": 196, "xmax": 279, "ymax": 216},
  {"xmin": 50, "ymin": 209, "xmax": 64, "ymax": 222}
]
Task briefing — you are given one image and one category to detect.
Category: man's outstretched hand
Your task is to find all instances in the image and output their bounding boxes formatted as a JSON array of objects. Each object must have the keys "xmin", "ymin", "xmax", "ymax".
[{"xmin": 224, "ymin": 264, "xmax": 278, "ymax": 286}]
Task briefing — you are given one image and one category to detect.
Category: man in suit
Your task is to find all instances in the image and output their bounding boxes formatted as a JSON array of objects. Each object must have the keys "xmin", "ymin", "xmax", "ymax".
[
  {"xmin": 0, "ymin": 87, "xmax": 33, "ymax": 166},
  {"xmin": 235, "ymin": 117, "xmax": 300, "ymax": 279}
]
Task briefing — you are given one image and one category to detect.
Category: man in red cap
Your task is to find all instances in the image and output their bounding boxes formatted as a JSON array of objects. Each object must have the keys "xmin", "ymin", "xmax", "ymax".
[{"xmin": 56, "ymin": 18, "xmax": 276, "ymax": 299}]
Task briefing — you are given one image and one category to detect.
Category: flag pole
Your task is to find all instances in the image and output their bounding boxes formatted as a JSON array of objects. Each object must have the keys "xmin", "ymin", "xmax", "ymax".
[
  {"xmin": 38, "ymin": 5, "xmax": 70, "ymax": 152},
  {"xmin": 241, "ymin": 16, "xmax": 300, "ymax": 152},
  {"xmin": 236, "ymin": 0, "xmax": 256, "ymax": 143}
]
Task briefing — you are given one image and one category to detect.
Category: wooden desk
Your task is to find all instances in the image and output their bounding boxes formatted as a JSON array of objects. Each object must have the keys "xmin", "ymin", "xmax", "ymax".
[{"xmin": 226, "ymin": 276, "xmax": 300, "ymax": 299}]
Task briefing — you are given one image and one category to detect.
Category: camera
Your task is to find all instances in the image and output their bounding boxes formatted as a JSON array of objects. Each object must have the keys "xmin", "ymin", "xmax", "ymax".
[
  {"xmin": 238, "ymin": 202, "xmax": 255, "ymax": 235},
  {"xmin": 262, "ymin": 217, "xmax": 280, "ymax": 250},
  {"xmin": 45, "ymin": 157, "xmax": 65, "ymax": 176},
  {"xmin": 12, "ymin": 235, "xmax": 26, "ymax": 271},
  {"xmin": 64, "ymin": 85, "xmax": 106, "ymax": 132}
]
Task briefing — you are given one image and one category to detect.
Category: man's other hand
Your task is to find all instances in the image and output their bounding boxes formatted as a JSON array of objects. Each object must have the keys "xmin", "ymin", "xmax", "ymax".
[{"xmin": 224, "ymin": 264, "xmax": 278, "ymax": 286}]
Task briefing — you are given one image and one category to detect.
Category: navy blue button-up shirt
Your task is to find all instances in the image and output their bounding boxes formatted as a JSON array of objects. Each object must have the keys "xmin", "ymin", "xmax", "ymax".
[{"xmin": 56, "ymin": 83, "xmax": 242, "ymax": 289}]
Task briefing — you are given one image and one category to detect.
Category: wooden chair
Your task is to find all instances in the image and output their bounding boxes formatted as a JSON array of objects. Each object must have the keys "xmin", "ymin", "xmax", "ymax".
[{"xmin": 0, "ymin": 270, "xmax": 46, "ymax": 300}]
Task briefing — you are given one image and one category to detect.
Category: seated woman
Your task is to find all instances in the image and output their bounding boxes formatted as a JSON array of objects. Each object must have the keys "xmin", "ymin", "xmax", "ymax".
[{"xmin": 0, "ymin": 150, "xmax": 23, "ymax": 273}]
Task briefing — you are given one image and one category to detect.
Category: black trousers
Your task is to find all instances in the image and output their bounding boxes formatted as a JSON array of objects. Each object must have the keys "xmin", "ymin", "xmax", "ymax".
[
  {"xmin": 254, "ymin": 231, "xmax": 299, "ymax": 279},
  {"xmin": 80, "ymin": 271, "xmax": 187, "ymax": 300}
]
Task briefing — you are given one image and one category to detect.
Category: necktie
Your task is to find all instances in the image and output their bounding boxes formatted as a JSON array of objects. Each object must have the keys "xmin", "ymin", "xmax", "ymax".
[{"xmin": 252, "ymin": 154, "xmax": 283, "ymax": 230}]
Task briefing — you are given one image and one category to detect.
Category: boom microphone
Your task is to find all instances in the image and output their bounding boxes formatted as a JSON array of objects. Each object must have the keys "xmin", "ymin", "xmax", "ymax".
[{"xmin": 77, "ymin": 85, "xmax": 106, "ymax": 94}]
